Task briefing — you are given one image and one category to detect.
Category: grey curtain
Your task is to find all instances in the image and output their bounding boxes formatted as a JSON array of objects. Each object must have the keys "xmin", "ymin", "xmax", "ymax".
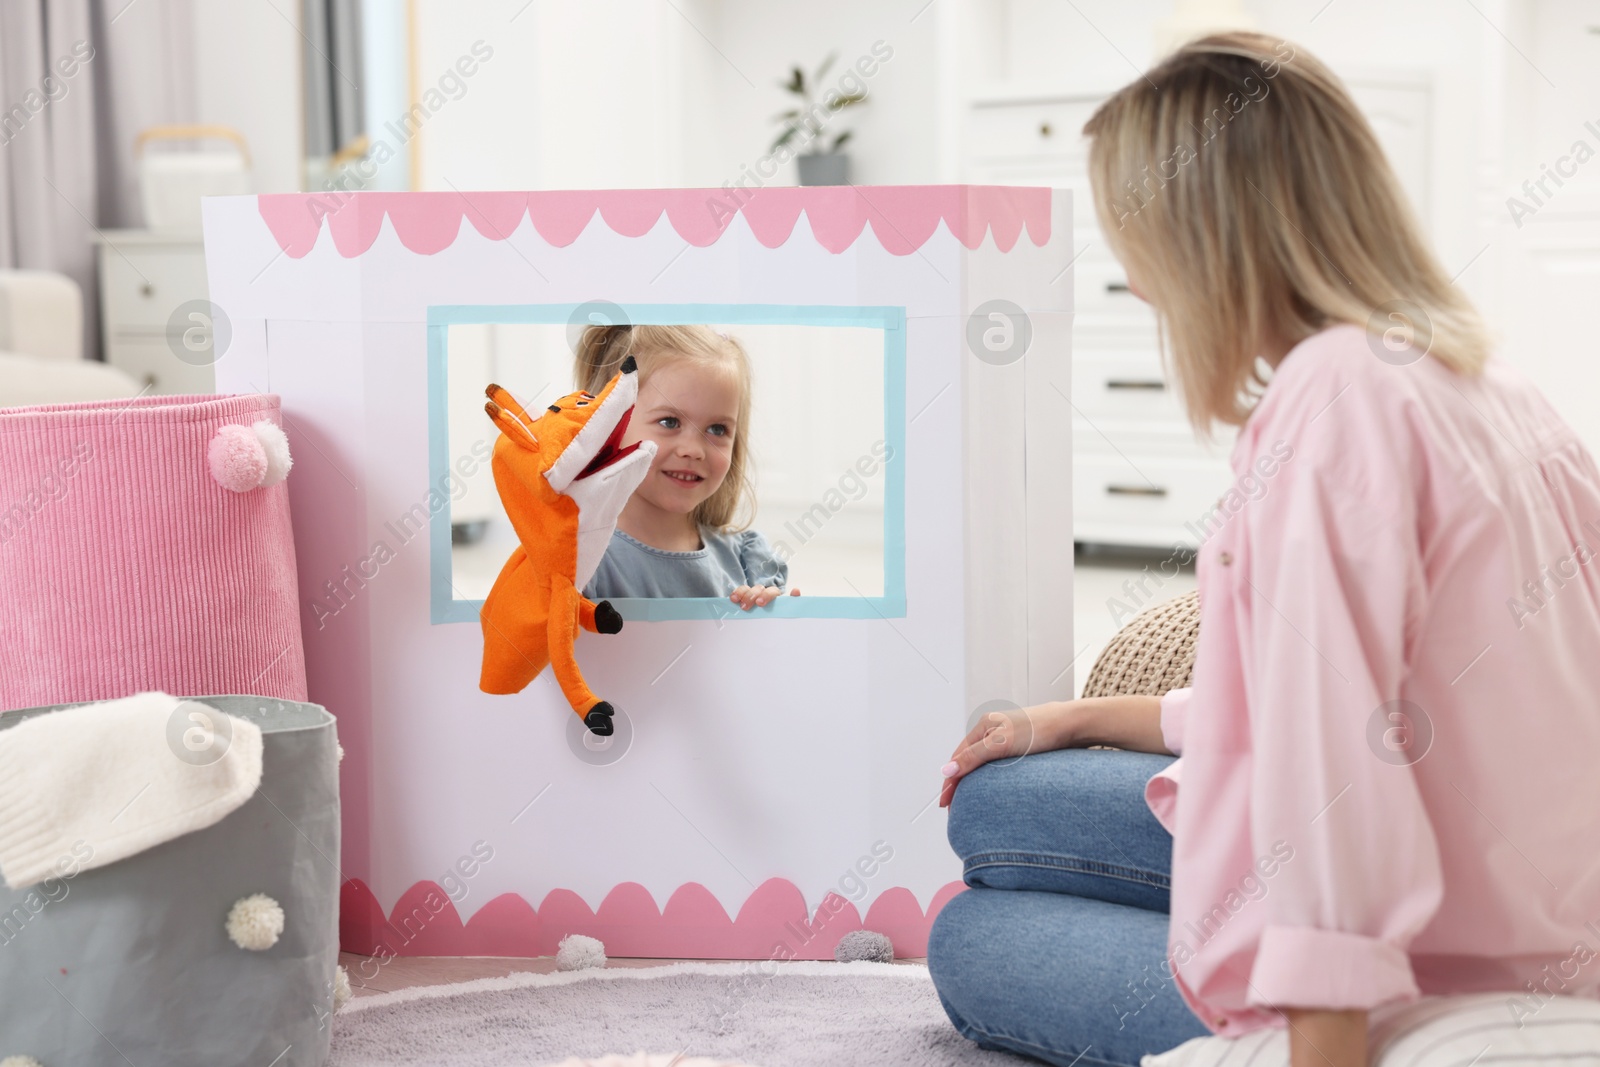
[
  {"xmin": 301, "ymin": 0, "xmax": 364, "ymax": 161},
  {"xmin": 0, "ymin": 0, "xmax": 197, "ymax": 360}
]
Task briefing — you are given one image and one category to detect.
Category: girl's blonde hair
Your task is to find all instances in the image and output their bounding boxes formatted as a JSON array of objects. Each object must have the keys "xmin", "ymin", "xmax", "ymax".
[
  {"xmin": 574, "ymin": 323, "xmax": 756, "ymax": 531},
  {"xmin": 1083, "ymin": 31, "xmax": 1491, "ymax": 439}
]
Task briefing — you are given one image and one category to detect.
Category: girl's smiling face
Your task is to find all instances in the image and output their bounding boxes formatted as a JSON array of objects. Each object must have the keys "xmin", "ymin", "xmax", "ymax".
[{"xmin": 620, "ymin": 357, "xmax": 740, "ymax": 517}]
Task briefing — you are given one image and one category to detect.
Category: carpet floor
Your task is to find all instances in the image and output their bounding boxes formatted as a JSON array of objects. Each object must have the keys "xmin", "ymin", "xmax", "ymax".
[{"xmin": 327, "ymin": 960, "xmax": 1036, "ymax": 1067}]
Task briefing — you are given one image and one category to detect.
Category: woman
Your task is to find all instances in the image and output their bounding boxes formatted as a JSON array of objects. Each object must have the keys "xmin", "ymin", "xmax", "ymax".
[{"xmin": 928, "ymin": 32, "xmax": 1600, "ymax": 1067}]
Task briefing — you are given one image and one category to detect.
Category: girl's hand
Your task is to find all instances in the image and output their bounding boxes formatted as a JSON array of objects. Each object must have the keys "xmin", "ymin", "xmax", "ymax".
[{"xmin": 729, "ymin": 585, "xmax": 793, "ymax": 610}]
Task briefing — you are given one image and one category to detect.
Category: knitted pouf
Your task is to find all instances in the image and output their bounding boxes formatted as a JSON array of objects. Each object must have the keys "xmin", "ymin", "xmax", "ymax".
[
  {"xmin": 1081, "ymin": 589, "xmax": 1200, "ymax": 699},
  {"xmin": 0, "ymin": 393, "xmax": 306, "ymax": 709}
]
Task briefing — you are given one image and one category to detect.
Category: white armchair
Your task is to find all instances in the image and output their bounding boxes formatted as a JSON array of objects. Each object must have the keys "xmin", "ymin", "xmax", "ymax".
[{"xmin": 0, "ymin": 270, "xmax": 141, "ymax": 408}]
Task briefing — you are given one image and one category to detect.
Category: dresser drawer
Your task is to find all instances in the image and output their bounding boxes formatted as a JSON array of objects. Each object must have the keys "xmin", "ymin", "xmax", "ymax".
[
  {"xmin": 1036, "ymin": 211, "xmax": 1154, "ymax": 337},
  {"xmin": 967, "ymin": 97, "xmax": 1101, "ymax": 167},
  {"xmin": 1072, "ymin": 352, "xmax": 1184, "ymax": 423},
  {"xmin": 1074, "ymin": 252, "xmax": 1142, "ymax": 309},
  {"xmin": 1073, "ymin": 419, "xmax": 1234, "ymax": 462},
  {"xmin": 100, "ymin": 245, "xmax": 209, "ymax": 331},
  {"xmin": 105, "ymin": 338, "xmax": 215, "ymax": 395},
  {"xmin": 1073, "ymin": 452, "xmax": 1236, "ymax": 548}
]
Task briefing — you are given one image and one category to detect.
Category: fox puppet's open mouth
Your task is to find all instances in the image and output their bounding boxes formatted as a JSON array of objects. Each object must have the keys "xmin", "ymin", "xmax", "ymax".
[{"xmin": 575, "ymin": 405, "xmax": 642, "ymax": 481}]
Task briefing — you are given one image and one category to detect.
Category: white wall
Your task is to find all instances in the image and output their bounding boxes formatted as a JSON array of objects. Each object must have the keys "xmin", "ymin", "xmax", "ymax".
[
  {"xmin": 678, "ymin": 0, "xmax": 944, "ymax": 187},
  {"xmin": 408, "ymin": 0, "xmax": 695, "ymax": 190},
  {"xmin": 405, "ymin": 0, "xmax": 946, "ymax": 190},
  {"xmin": 360, "ymin": 0, "xmax": 412, "ymax": 191},
  {"xmin": 1486, "ymin": 0, "xmax": 1600, "ymax": 454},
  {"xmin": 190, "ymin": 1, "xmax": 302, "ymax": 194}
]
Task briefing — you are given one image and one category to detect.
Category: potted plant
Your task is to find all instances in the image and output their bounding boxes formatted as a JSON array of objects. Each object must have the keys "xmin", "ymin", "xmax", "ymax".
[{"xmin": 771, "ymin": 52, "xmax": 865, "ymax": 186}]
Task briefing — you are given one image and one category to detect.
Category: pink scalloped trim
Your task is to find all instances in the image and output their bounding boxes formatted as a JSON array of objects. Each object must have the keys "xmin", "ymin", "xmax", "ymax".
[
  {"xmin": 256, "ymin": 186, "xmax": 1052, "ymax": 259},
  {"xmin": 341, "ymin": 876, "xmax": 966, "ymax": 960}
]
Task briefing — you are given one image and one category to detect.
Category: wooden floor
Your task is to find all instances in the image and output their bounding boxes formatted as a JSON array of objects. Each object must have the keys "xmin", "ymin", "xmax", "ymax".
[{"xmin": 339, "ymin": 952, "xmax": 928, "ymax": 999}]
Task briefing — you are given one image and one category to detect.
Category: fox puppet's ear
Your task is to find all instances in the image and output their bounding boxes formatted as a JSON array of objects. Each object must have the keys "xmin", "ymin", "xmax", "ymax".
[{"xmin": 484, "ymin": 383, "xmax": 539, "ymax": 450}]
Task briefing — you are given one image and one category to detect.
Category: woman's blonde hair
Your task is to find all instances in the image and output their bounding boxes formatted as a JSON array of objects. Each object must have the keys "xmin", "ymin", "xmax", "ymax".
[
  {"xmin": 1083, "ymin": 31, "xmax": 1491, "ymax": 439},
  {"xmin": 574, "ymin": 323, "xmax": 756, "ymax": 531}
]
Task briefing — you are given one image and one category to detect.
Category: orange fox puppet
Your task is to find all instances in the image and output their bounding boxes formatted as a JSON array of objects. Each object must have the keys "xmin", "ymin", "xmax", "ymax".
[{"xmin": 478, "ymin": 355, "xmax": 657, "ymax": 734}]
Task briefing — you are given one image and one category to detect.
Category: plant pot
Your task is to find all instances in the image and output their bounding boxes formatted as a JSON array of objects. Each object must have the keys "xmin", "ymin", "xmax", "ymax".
[{"xmin": 797, "ymin": 152, "xmax": 850, "ymax": 186}]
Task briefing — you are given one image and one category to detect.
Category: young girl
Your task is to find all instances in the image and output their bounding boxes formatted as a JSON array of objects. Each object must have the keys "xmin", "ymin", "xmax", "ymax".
[
  {"xmin": 574, "ymin": 323, "xmax": 800, "ymax": 611},
  {"xmin": 928, "ymin": 32, "xmax": 1600, "ymax": 1067}
]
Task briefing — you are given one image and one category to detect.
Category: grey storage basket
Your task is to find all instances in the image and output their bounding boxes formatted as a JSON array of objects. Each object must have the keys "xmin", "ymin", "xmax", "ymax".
[{"xmin": 0, "ymin": 695, "xmax": 340, "ymax": 1066}]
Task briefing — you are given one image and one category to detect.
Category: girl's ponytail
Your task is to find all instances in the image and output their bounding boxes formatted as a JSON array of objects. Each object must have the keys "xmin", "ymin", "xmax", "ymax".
[{"xmin": 574, "ymin": 324, "xmax": 635, "ymax": 395}]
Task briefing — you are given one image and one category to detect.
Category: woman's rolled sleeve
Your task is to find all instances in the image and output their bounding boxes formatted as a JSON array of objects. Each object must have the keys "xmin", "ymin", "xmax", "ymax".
[
  {"xmin": 1159, "ymin": 686, "xmax": 1192, "ymax": 755},
  {"xmin": 1251, "ymin": 927, "xmax": 1421, "ymax": 1010}
]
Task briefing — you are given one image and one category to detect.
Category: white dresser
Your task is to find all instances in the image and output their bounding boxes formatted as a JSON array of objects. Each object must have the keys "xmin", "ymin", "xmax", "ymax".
[
  {"xmin": 964, "ymin": 76, "xmax": 1430, "ymax": 550},
  {"xmin": 965, "ymin": 89, "xmax": 1235, "ymax": 551},
  {"xmin": 93, "ymin": 230, "xmax": 214, "ymax": 395}
]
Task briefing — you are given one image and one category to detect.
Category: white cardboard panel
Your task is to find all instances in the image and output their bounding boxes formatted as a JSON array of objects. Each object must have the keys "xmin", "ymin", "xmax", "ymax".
[{"xmin": 201, "ymin": 187, "xmax": 1074, "ymax": 958}]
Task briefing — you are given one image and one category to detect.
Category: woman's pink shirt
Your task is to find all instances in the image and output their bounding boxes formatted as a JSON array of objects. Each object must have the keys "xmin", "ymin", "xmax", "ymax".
[{"xmin": 1144, "ymin": 324, "xmax": 1600, "ymax": 1034}]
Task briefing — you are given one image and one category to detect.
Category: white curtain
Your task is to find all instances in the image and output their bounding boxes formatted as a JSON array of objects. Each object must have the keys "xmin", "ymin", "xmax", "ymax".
[{"xmin": 0, "ymin": 0, "xmax": 196, "ymax": 360}]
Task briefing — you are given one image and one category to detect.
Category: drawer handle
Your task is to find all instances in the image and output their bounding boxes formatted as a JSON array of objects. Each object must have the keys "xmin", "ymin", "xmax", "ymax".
[
  {"xmin": 1106, "ymin": 484, "xmax": 1168, "ymax": 497},
  {"xmin": 1105, "ymin": 379, "xmax": 1166, "ymax": 391},
  {"xmin": 1039, "ymin": 121, "xmax": 1052, "ymax": 137},
  {"xmin": 1106, "ymin": 281, "xmax": 1131, "ymax": 293}
]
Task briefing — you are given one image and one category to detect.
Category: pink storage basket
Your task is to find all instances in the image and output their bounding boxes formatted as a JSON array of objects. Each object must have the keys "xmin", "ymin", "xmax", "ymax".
[{"xmin": 0, "ymin": 393, "xmax": 306, "ymax": 709}]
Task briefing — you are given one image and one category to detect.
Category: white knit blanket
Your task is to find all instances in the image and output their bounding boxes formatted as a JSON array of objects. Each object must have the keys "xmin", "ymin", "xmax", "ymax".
[{"xmin": 0, "ymin": 692, "xmax": 263, "ymax": 888}]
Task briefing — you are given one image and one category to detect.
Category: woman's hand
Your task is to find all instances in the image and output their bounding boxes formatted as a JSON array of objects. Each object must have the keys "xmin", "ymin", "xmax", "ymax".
[
  {"xmin": 938, "ymin": 701, "xmax": 1072, "ymax": 808},
  {"xmin": 729, "ymin": 585, "xmax": 799, "ymax": 609},
  {"xmin": 1287, "ymin": 1008, "xmax": 1367, "ymax": 1067},
  {"xmin": 938, "ymin": 694, "xmax": 1172, "ymax": 808}
]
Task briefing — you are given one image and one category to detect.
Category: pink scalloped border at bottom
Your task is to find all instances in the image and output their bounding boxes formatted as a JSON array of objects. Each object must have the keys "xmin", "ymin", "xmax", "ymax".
[{"xmin": 342, "ymin": 877, "xmax": 967, "ymax": 960}]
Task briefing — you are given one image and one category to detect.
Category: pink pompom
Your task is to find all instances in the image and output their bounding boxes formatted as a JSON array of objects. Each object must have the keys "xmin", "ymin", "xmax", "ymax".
[{"xmin": 209, "ymin": 423, "xmax": 268, "ymax": 492}]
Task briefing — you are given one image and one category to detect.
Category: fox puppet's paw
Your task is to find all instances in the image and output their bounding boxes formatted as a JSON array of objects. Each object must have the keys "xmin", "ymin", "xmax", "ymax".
[
  {"xmin": 594, "ymin": 600, "xmax": 623, "ymax": 634},
  {"xmin": 584, "ymin": 702, "xmax": 615, "ymax": 736}
]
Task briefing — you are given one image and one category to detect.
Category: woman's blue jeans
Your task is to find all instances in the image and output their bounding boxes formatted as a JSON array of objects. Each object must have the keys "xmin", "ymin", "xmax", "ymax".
[{"xmin": 927, "ymin": 748, "xmax": 1210, "ymax": 1067}]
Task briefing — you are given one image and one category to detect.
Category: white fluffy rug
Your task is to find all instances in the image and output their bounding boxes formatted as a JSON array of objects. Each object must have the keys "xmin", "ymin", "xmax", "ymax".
[{"xmin": 327, "ymin": 960, "xmax": 1032, "ymax": 1067}]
